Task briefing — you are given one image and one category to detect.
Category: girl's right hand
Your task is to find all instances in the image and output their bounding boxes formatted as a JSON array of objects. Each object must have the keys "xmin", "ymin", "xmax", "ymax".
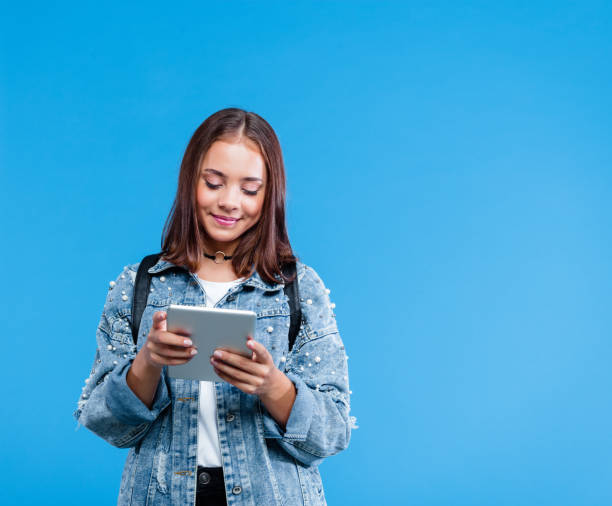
[{"xmin": 140, "ymin": 311, "xmax": 198, "ymax": 368}]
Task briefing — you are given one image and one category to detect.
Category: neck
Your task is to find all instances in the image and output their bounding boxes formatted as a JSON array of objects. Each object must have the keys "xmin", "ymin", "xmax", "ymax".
[{"xmin": 203, "ymin": 239, "xmax": 239, "ymax": 257}]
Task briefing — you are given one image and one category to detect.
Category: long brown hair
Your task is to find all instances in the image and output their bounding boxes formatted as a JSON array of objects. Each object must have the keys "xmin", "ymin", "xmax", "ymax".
[{"xmin": 161, "ymin": 108, "xmax": 297, "ymax": 284}]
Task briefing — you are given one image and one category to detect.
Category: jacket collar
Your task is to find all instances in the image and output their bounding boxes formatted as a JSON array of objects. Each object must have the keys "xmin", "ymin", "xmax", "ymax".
[{"xmin": 147, "ymin": 257, "xmax": 285, "ymax": 292}]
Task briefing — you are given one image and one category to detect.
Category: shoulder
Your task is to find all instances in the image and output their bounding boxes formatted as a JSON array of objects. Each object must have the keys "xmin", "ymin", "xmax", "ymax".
[
  {"xmin": 294, "ymin": 260, "xmax": 338, "ymax": 336},
  {"xmin": 295, "ymin": 260, "xmax": 329, "ymax": 292},
  {"xmin": 101, "ymin": 262, "xmax": 140, "ymax": 319}
]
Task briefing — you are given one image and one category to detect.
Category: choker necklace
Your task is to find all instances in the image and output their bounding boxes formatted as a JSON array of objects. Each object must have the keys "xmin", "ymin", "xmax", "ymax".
[{"xmin": 204, "ymin": 250, "xmax": 233, "ymax": 264}]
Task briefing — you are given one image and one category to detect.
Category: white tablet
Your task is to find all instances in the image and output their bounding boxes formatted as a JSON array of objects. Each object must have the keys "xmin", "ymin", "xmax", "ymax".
[{"xmin": 166, "ymin": 304, "xmax": 256, "ymax": 382}]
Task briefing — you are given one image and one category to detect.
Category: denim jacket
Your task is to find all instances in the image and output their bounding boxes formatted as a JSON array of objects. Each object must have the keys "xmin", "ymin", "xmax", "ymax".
[{"xmin": 73, "ymin": 257, "xmax": 354, "ymax": 505}]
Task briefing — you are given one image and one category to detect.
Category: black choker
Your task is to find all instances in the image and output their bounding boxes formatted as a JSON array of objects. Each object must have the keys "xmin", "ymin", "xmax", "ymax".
[{"xmin": 204, "ymin": 251, "xmax": 233, "ymax": 264}]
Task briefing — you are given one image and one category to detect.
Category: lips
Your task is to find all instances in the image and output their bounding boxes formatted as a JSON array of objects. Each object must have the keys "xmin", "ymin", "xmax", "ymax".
[{"xmin": 212, "ymin": 214, "xmax": 239, "ymax": 226}]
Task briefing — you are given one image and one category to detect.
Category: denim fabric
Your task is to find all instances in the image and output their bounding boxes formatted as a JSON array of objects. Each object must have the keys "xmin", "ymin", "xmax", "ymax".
[{"xmin": 73, "ymin": 258, "xmax": 354, "ymax": 506}]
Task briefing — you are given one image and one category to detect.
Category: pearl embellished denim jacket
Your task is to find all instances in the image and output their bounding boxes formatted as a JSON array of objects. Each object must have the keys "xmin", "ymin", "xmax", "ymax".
[{"xmin": 73, "ymin": 258, "xmax": 354, "ymax": 506}]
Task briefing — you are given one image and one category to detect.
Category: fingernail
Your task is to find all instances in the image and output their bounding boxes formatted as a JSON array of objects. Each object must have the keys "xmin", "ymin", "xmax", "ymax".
[
  {"xmin": 214, "ymin": 350, "xmax": 222, "ymax": 358},
  {"xmin": 184, "ymin": 339, "xmax": 193, "ymax": 346},
  {"xmin": 190, "ymin": 348, "xmax": 198, "ymax": 355}
]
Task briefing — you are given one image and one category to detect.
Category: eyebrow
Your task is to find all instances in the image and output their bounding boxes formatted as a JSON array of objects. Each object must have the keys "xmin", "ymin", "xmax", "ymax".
[{"xmin": 203, "ymin": 168, "xmax": 263, "ymax": 183}]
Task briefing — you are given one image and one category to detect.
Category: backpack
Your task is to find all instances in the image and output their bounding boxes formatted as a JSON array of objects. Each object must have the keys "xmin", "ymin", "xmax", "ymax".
[{"xmin": 130, "ymin": 253, "xmax": 302, "ymax": 352}]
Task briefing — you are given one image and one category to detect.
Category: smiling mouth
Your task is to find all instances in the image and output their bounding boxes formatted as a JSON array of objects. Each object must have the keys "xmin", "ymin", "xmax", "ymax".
[{"xmin": 212, "ymin": 214, "xmax": 239, "ymax": 225}]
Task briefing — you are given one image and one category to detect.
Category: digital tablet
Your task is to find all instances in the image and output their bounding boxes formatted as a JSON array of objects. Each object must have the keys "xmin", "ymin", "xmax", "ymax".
[{"xmin": 166, "ymin": 304, "xmax": 256, "ymax": 382}]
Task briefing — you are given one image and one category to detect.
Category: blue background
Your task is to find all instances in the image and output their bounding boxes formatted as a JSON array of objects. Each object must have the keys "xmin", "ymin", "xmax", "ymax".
[{"xmin": 1, "ymin": 2, "xmax": 611, "ymax": 505}]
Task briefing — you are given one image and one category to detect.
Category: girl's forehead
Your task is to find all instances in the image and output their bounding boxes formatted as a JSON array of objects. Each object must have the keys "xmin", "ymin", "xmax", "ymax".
[{"xmin": 202, "ymin": 140, "xmax": 266, "ymax": 179}]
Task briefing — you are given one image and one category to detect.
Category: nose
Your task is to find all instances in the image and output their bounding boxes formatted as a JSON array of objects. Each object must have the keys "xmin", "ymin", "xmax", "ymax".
[{"xmin": 217, "ymin": 185, "xmax": 240, "ymax": 212}]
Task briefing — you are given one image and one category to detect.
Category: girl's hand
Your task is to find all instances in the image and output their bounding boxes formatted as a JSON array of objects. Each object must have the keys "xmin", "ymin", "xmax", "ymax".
[
  {"xmin": 210, "ymin": 337, "xmax": 285, "ymax": 398},
  {"xmin": 140, "ymin": 311, "xmax": 198, "ymax": 369}
]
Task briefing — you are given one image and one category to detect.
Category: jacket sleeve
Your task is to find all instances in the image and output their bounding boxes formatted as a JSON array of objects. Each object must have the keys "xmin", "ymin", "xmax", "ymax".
[
  {"xmin": 72, "ymin": 264, "xmax": 172, "ymax": 448},
  {"xmin": 259, "ymin": 264, "xmax": 355, "ymax": 467}
]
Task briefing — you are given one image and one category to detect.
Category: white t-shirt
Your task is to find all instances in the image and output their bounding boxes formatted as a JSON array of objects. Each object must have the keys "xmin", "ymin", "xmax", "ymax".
[{"xmin": 192, "ymin": 274, "xmax": 244, "ymax": 467}]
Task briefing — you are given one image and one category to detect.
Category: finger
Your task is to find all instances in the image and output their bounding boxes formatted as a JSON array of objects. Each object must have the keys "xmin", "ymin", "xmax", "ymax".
[
  {"xmin": 152, "ymin": 311, "xmax": 167, "ymax": 331},
  {"xmin": 212, "ymin": 365, "xmax": 258, "ymax": 395},
  {"xmin": 148, "ymin": 341, "xmax": 198, "ymax": 358},
  {"xmin": 149, "ymin": 350, "xmax": 195, "ymax": 366},
  {"xmin": 154, "ymin": 330, "xmax": 193, "ymax": 348},
  {"xmin": 245, "ymin": 338, "xmax": 273, "ymax": 365},
  {"xmin": 246, "ymin": 337, "xmax": 257, "ymax": 361},
  {"xmin": 211, "ymin": 355, "xmax": 265, "ymax": 386},
  {"xmin": 212, "ymin": 349, "xmax": 267, "ymax": 376}
]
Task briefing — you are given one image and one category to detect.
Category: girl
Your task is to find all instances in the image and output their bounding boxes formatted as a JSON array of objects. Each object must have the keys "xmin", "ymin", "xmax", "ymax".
[{"xmin": 73, "ymin": 108, "xmax": 353, "ymax": 506}]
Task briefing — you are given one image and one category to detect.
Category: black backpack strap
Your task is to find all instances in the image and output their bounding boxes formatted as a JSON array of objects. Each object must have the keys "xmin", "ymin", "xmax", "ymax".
[
  {"xmin": 282, "ymin": 262, "xmax": 302, "ymax": 352},
  {"xmin": 131, "ymin": 253, "xmax": 162, "ymax": 345}
]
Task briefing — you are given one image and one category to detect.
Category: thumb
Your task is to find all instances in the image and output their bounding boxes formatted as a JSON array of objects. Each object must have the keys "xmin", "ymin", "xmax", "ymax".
[
  {"xmin": 247, "ymin": 338, "xmax": 271, "ymax": 364},
  {"xmin": 152, "ymin": 311, "xmax": 167, "ymax": 331}
]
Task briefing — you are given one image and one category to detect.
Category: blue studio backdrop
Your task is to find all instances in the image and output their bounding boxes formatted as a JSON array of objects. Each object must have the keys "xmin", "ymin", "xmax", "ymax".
[{"xmin": 1, "ymin": 2, "xmax": 611, "ymax": 505}]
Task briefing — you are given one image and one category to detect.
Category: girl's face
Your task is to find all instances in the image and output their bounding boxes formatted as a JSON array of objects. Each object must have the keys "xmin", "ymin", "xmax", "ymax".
[{"xmin": 196, "ymin": 139, "xmax": 267, "ymax": 253}]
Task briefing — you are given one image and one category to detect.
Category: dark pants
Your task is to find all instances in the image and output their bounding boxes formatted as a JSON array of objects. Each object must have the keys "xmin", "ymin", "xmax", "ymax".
[{"xmin": 196, "ymin": 466, "xmax": 227, "ymax": 506}]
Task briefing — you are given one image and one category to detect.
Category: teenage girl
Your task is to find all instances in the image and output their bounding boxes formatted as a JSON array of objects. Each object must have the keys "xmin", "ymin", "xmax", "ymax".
[{"xmin": 74, "ymin": 108, "xmax": 353, "ymax": 506}]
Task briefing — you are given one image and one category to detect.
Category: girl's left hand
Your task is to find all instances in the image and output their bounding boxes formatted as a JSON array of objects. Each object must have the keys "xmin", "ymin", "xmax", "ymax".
[{"xmin": 210, "ymin": 337, "xmax": 284, "ymax": 398}]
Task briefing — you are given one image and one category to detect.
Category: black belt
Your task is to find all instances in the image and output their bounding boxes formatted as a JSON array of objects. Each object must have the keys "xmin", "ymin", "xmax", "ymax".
[{"xmin": 196, "ymin": 466, "xmax": 227, "ymax": 505}]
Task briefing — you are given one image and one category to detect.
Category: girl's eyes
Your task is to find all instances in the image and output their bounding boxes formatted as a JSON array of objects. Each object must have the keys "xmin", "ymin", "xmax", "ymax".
[{"xmin": 205, "ymin": 181, "xmax": 259, "ymax": 196}]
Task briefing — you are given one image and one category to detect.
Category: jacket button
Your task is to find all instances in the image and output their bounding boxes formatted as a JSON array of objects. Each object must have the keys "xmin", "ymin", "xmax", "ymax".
[
  {"xmin": 198, "ymin": 472, "xmax": 211, "ymax": 486},
  {"xmin": 226, "ymin": 294, "xmax": 235, "ymax": 302},
  {"xmin": 226, "ymin": 413, "xmax": 235, "ymax": 422},
  {"xmin": 232, "ymin": 486, "xmax": 242, "ymax": 495}
]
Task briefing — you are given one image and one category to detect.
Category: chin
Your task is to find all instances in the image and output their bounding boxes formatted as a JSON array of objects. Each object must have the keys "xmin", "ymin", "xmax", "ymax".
[
  {"xmin": 217, "ymin": 235, "xmax": 240, "ymax": 244},
  {"xmin": 206, "ymin": 226, "xmax": 243, "ymax": 243},
  {"xmin": 207, "ymin": 228, "xmax": 238, "ymax": 240}
]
